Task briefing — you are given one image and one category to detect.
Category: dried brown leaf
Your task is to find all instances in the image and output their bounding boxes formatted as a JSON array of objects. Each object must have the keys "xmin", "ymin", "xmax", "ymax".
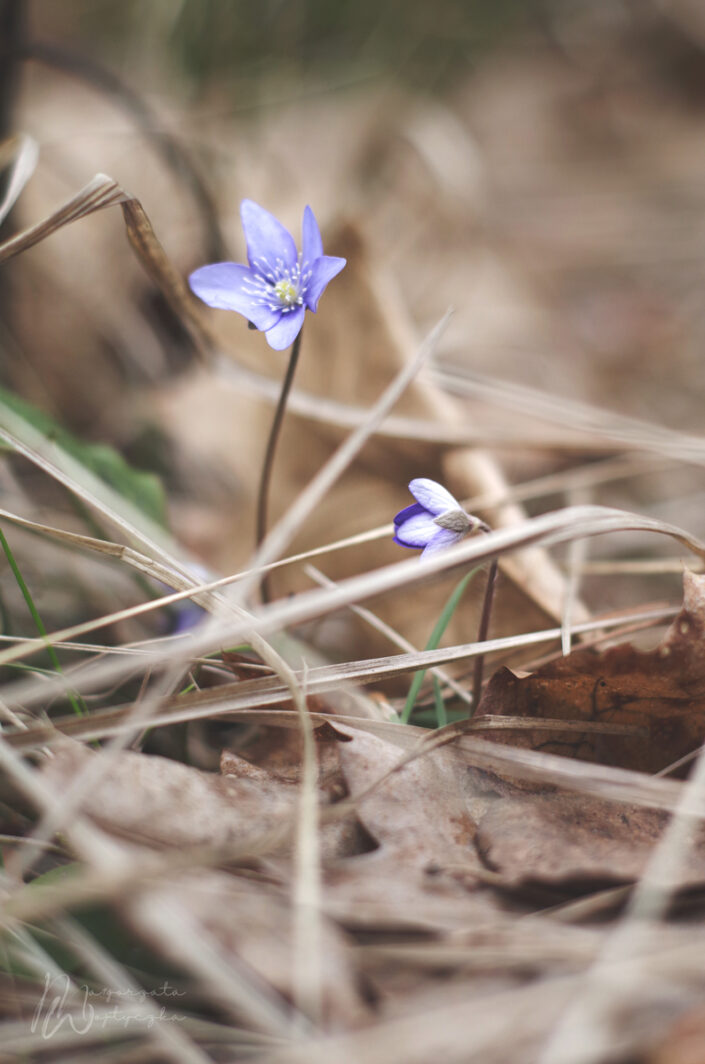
[
  {"xmin": 39, "ymin": 730, "xmax": 366, "ymax": 864},
  {"xmin": 465, "ymin": 573, "xmax": 705, "ymax": 892},
  {"xmin": 475, "ymin": 571, "xmax": 705, "ymax": 776},
  {"xmin": 476, "ymin": 794, "xmax": 705, "ymax": 889},
  {"xmin": 40, "ymin": 739, "xmax": 293, "ymax": 850},
  {"xmin": 320, "ymin": 724, "xmax": 497, "ymax": 931}
]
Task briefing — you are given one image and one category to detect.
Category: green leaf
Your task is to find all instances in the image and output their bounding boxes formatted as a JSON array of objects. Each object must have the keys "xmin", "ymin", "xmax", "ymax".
[
  {"xmin": 0, "ymin": 527, "xmax": 86, "ymax": 716},
  {"xmin": 28, "ymin": 861, "xmax": 83, "ymax": 888},
  {"xmin": 0, "ymin": 387, "xmax": 167, "ymax": 526}
]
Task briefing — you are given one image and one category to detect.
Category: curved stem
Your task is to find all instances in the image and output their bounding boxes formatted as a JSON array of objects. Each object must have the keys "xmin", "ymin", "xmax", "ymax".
[
  {"xmin": 256, "ymin": 328, "xmax": 303, "ymax": 602},
  {"xmin": 471, "ymin": 557, "xmax": 498, "ymax": 715}
]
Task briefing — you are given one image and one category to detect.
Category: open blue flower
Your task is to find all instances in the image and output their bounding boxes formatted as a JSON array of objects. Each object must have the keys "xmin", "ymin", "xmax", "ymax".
[
  {"xmin": 394, "ymin": 478, "xmax": 483, "ymax": 557},
  {"xmin": 188, "ymin": 200, "xmax": 346, "ymax": 350}
]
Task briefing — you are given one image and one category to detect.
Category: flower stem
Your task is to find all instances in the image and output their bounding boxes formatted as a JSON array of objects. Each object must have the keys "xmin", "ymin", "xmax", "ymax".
[
  {"xmin": 256, "ymin": 328, "xmax": 303, "ymax": 602},
  {"xmin": 471, "ymin": 557, "xmax": 498, "ymax": 715}
]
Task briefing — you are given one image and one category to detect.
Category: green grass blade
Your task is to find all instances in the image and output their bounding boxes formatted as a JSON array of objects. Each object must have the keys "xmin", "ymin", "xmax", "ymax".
[
  {"xmin": 401, "ymin": 566, "xmax": 479, "ymax": 724},
  {"xmin": 0, "ymin": 528, "xmax": 86, "ymax": 717},
  {"xmin": 432, "ymin": 674, "xmax": 447, "ymax": 727}
]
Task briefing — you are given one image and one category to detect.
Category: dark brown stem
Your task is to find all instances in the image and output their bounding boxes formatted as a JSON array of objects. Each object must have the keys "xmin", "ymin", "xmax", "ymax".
[
  {"xmin": 471, "ymin": 557, "xmax": 498, "ymax": 715},
  {"xmin": 0, "ymin": 1, "xmax": 25, "ymax": 203},
  {"xmin": 256, "ymin": 328, "xmax": 303, "ymax": 602},
  {"xmin": 0, "ymin": 1, "xmax": 24, "ymax": 130}
]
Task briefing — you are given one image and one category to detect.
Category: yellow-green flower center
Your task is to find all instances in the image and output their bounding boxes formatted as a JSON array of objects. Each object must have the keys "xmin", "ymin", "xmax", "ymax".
[{"xmin": 274, "ymin": 278, "xmax": 299, "ymax": 306}]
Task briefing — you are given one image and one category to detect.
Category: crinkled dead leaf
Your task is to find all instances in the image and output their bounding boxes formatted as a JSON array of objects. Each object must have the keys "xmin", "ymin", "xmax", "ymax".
[
  {"xmin": 40, "ymin": 731, "xmax": 356, "ymax": 860},
  {"xmin": 476, "ymin": 794, "xmax": 705, "ymax": 889},
  {"xmin": 322, "ymin": 724, "xmax": 498, "ymax": 932},
  {"xmin": 40, "ymin": 739, "xmax": 293, "ymax": 850},
  {"xmin": 475, "ymin": 571, "xmax": 705, "ymax": 776},
  {"xmin": 467, "ymin": 572, "xmax": 705, "ymax": 891}
]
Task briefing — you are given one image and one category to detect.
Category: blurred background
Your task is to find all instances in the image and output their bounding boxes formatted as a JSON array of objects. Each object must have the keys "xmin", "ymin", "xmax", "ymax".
[{"xmin": 4, "ymin": 0, "xmax": 705, "ymax": 655}]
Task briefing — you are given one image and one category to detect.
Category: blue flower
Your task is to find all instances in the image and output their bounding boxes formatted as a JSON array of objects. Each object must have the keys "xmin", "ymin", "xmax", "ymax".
[
  {"xmin": 394, "ymin": 479, "xmax": 482, "ymax": 557},
  {"xmin": 188, "ymin": 200, "xmax": 346, "ymax": 351}
]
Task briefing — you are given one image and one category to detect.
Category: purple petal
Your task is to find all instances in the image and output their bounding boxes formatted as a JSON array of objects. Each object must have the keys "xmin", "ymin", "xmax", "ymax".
[
  {"xmin": 393, "ymin": 502, "xmax": 426, "ymax": 528},
  {"xmin": 409, "ymin": 478, "xmax": 460, "ymax": 516},
  {"xmin": 188, "ymin": 262, "xmax": 281, "ymax": 331},
  {"xmin": 265, "ymin": 305, "xmax": 305, "ymax": 350},
  {"xmin": 302, "ymin": 205, "xmax": 323, "ymax": 265},
  {"xmin": 240, "ymin": 200, "xmax": 298, "ymax": 274},
  {"xmin": 393, "ymin": 510, "xmax": 439, "ymax": 549},
  {"xmin": 303, "ymin": 255, "xmax": 346, "ymax": 312},
  {"xmin": 421, "ymin": 528, "xmax": 463, "ymax": 557}
]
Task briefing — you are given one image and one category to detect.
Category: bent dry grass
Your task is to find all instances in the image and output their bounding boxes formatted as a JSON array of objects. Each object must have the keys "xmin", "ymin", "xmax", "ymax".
[{"xmin": 3, "ymin": 159, "xmax": 705, "ymax": 1064}]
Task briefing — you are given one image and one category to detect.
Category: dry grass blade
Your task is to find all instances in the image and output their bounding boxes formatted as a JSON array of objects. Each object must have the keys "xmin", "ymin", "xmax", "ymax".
[
  {"xmin": 0, "ymin": 168, "xmax": 214, "ymax": 364},
  {"xmin": 254, "ymin": 974, "xmax": 580, "ymax": 1064},
  {"xmin": 561, "ymin": 490, "xmax": 590, "ymax": 656},
  {"xmin": 0, "ymin": 387, "xmax": 197, "ymax": 583},
  {"xmin": 0, "ymin": 172, "xmax": 128, "ymax": 262},
  {"xmin": 462, "ymin": 453, "xmax": 670, "ymax": 514},
  {"xmin": 306, "ymin": 563, "xmax": 473, "ymax": 706},
  {"xmin": 538, "ymin": 728, "xmax": 705, "ymax": 1064},
  {"xmin": 0, "ymin": 133, "xmax": 38, "ymax": 227},
  {"xmin": 51, "ymin": 916, "xmax": 211, "ymax": 1064},
  {"xmin": 0, "ymin": 599, "xmax": 676, "ymax": 735},
  {"xmin": 291, "ymin": 664, "xmax": 323, "ymax": 1029},
  {"xmin": 120, "ymin": 196, "xmax": 210, "ymax": 351},
  {"xmin": 436, "ymin": 364, "xmax": 705, "ymax": 465},
  {"xmin": 4, "ymin": 712, "xmax": 690, "ymax": 825},
  {"xmin": 215, "ymin": 355, "xmax": 488, "ymax": 444},
  {"xmin": 0, "ymin": 504, "xmax": 204, "ymax": 590},
  {"xmin": 453, "ymin": 736, "xmax": 692, "ymax": 814},
  {"xmin": 0, "ymin": 504, "xmax": 698, "ymax": 721},
  {"xmin": 245, "ymin": 504, "xmax": 705, "ymax": 640},
  {"xmin": 217, "ymin": 345, "xmax": 697, "ymax": 462},
  {"xmin": 214, "ymin": 356, "xmax": 705, "ymax": 456},
  {"xmin": 0, "ymin": 734, "xmax": 301, "ymax": 1041},
  {"xmin": 249, "ymin": 930, "xmax": 705, "ymax": 1064},
  {"xmin": 0, "ymin": 450, "xmax": 671, "ymax": 675},
  {"xmin": 214, "ymin": 356, "xmax": 623, "ymax": 451},
  {"xmin": 579, "ymin": 557, "xmax": 705, "ymax": 575}
]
